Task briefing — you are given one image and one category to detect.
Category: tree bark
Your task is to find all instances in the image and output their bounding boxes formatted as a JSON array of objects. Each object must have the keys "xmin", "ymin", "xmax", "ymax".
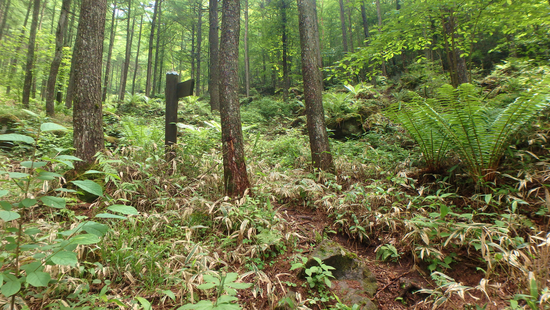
[
  {"xmin": 281, "ymin": 0, "xmax": 289, "ymax": 102},
  {"xmin": 196, "ymin": 1, "xmax": 202, "ymax": 96},
  {"xmin": 102, "ymin": 0, "xmax": 117, "ymax": 102},
  {"xmin": 132, "ymin": 14, "xmax": 143, "ymax": 94},
  {"xmin": 119, "ymin": 0, "xmax": 134, "ymax": 102},
  {"xmin": 244, "ymin": 0, "xmax": 250, "ymax": 97},
  {"xmin": 45, "ymin": 0, "xmax": 71, "ymax": 116},
  {"xmin": 338, "ymin": 0, "xmax": 348, "ymax": 53},
  {"xmin": 22, "ymin": 0, "xmax": 41, "ymax": 108},
  {"xmin": 72, "ymin": 0, "xmax": 106, "ymax": 168},
  {"xmin": 375, "ymin": 0, "xmax": 387, "ymax": 76},
  {"xmin": 146, "ymin": 0, "xmax": 159, "ymax": 97},
  {"xmin": 219, "ymin": 0, "xmax": 251, "ymax": 197},
  {"xmin": 0, "ymin": 0, "xmax": 11, "ymax": 41},
  {"xmin": 152, "ymin": 0, "xmax": 162, "ymax": 97},
  {"xmin": 6, "ymin": 0, "xmax": 32, "ymax": 96},
  {"xmin": 208, "ymin": 0, "xmax": 219, "ymax": 110},
  {"xmin": 297, "ymin": 0, "xmax": 334, "ymax": 172}
]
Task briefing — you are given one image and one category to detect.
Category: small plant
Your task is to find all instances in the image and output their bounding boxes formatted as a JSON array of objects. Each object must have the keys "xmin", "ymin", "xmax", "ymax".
[
  {"xmin": 375, "ymin": 244, "xmax": 401, "ymax": 262},
  {"xmin": 179, "ymin": 272, "xmax": 251, "ymax": 310},
  {"xmin": 291, "ymin": 256, "xmax": 335, "ymax": 289}
]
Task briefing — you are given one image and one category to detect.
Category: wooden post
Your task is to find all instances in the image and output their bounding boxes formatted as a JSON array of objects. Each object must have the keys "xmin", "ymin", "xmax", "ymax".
[{"xmin": 164, "ymin": 71, "xmax": 194, "ymax": 163}]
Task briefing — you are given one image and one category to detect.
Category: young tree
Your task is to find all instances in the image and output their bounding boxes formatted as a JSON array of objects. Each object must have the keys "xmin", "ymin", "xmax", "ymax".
[
  {"xmin": 119, "ymin": 0, "xmax": 134, "ymax": 102},
  {"xmin": 338, "ymin": 0, "xmax": 348, "ymax": 53},
  {"xmin": 208, "ymin": 0, "xmax": 219, "ymax": 110},
  {"xmin": 244, "ymin": 0, "xmax": 250, "ymax": 97},
  {"xmin": 219, "ymin": 0, "xmax": 251, "ymax": 196},
  {"xmin": 102, "ymin": 0, "xmax": 117, "ymax": 102},
  {"xmin": 131, "ymin": 14, "xmax": 143, "ymax": 94},
  {"xmin": 146, "ymin": 0, "xmax": 160, "ymax": 97},
  {"xmin": 45, "ymin": 0, "xmax": 71, "ymax": 116},
  {"xmin": 22, "ymin": 0, "xmax": 41, "ymax": 108},
  {"xmin": 72, "ymin": 0, "xmax": 106, "ymax": 168},
  {"xmin": 297, "ymin": 0, "xmax": 334, "ymax": 172},
  {"xmin": 195, "ymin": 0, "xmax": 202, "ymax": 96}
]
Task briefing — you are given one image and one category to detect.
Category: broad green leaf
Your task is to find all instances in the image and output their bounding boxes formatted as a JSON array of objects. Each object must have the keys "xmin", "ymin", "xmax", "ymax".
[
  {"xmin": 40, "ymin": 123, "xmax": 67, "ymax": 132},
  {"xmin": 7, "ymin": 172, "xmax": 30, "ymax": 179},
  {"xmin": 215, "ymin": 303, "xmax": 240, "ymax": 310},
  {"xmin": 226, "ymin": 282, "xmax": 252, "ymax": 289},
  {"xmin": 0, "ymin": 201, "xmax": 12, "ymax": 210},
  {"xmin": 21, "ymin": 161, "xmax": 47, "ymax": 169},
  {"xmin": 0, "ymin": 133, "xmax": 35, "ymax": 144},
  {"xmin": 196, "ymin": 282, "xmax": 216, "ymax": 290},
  {"xmin": 1, "ymin": 280, "xmax": 21, "ymax": 297},
  {"xmin": 41, "ymin": 196, "xmax": 66, "ymax": 209},
  {"xmin": 135, "ymin": 297, "xmax": 152, "ymax": 310},
  {"xmin": 22, "ymin": 109, "xmax": 39, "ymax": 118},
  {"xmin": 217, "ymin": 295, "xmax": 239, "ymax": 304},
  {"xmin": 51, "ymin": 251, "xmax": 78, "ymax": 266},
  {"xmin": 37, "ymin": 171, "xmax": 62, "ymax": 181},
  {"xmin": 94, "ymin": 213, "xmax": 127, "ymax": 220},
  {"xmin": 26, "ymin": 271, "xmax": 51, "ymax": 287},
  {"xmin": 224, "ymin": 273, "xmax": 238, "ymax": 283},
  {"xmin": 0, "ymin": 210, "xmax": 20, "ymax": 221},
  {"xmin": 82, "ymin": 221, "xmax": 109, "ymax": 237},
  {"xmin": 56, "ymin": 155, "xmax": 82, "ymax": 161},
  {"xmin": 72, "ymin": 180, "xmax": 103, "ymax": 197},
  {"xmin": 21, "ymin": 198, "xmax": 37, "ymax": 208},
  {"xmin": 84, "ymin": 170, "xmax": 104, "ymax": 174},
  {"xmin": 178, "ymin": 300, "xmax": 215, "ymax": 310},
  {"xmin": 440, "ymin": 205, "xmax": 450, "ymax": 218},
  {"xmin": 55, "ymin": 188, "xmax": 77, "ymax": 193},
  {"xmin": 0, "ymin": 274, "xmax": 3, "ymax": 285},
  {"xmin": 24, "ymin": 228, "xmax": 41, "ymax": 236},
  {"xmin": 0, "ymin": 190, "xmax": 7, "ymax": 197},
  {"xmin": 202, "ymin": 274, "xmax": 219, "ymax": 285},
  {"xmin": 107, "ymin": 205, "xmax": 138, "ymax": 215},
  {"xmin": 70, "ymin": 234, "xmax": 100, "ymax": 245},
  {"xmin": 162, "ymin": 290, "xmax": 176, "ymax": 301}
]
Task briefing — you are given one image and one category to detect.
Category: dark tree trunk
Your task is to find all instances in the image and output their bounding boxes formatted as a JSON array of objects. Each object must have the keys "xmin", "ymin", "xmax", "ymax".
[
  {"xmin": 22, "ymin": 0, "xmax": 41, "ymax": 108},
  {"xmin": 281, "ymin": 0, "xmax": 289, "ymax": 101},
  {"xmin": 338, "ymin": 0, "xmax": 348, "ymax": 53},
  {"xmin": 219, "ymin": 0, "xmax": 251, "ymax": 196},
  {"xmin": 196, "ymin": 1, "xmax": 202, "ymax": 96},
  {"xmin": 297, "ymin": 0, "xmax": 334, "ymax": 172},
  {"xmin": 191, "ymin": 23, "xmax": 195, "ymax": 80},
  {"xmin": 72, "ymin": 0, "xmax": 106, "ymax": 168},
  {"xmin": 347, "ymin": 1, "xmax": 353, "ymax": 52},
  {"xmin": 64, "ymin": 0, "xmax": 78, "ymax": 46},
  {"xmin": 6, "ymin": 0, "xmax": 32, "ymax": 96},
  {"xmin": 442, "ymin": 9, "xmax": 468, "ymax": 87},
  {"xmin": 360, "ymin": 3, "xmax": 369, "ymax": 42},
  {"xmin": 208, "ymin": 0, "xmax": 219, "ymax": 110},
  {"xmin": 119, "ymin": 0, "xmax": 134, "ymax": 102},
  {"xmin": 244, "ymin": 0, "xmax": 250, "ymax": 97},
  {"xmin": 146, "ymin": 0, "xmax": 159, "ymax": 97},
  {"xmin": 45, "ymin": 0, "xmax": 71, "ymax": 116},
  {"xmin": 0, "ymin": 0, "xmax": 11, "ymax": 41},
  {"xmin": 131, "ymin": 14, "xmax": 143, "ymax": 94},
  {"xmin": 152, "ymin": 0, "xmax": 162, "ymax": 97},
  {"xmin": 102, "ymin": 0, "xmax": 117, "ymax": 102},
  {"xmin": 376, "ymin": 0, "xmax": 386, "ymax": 76}
]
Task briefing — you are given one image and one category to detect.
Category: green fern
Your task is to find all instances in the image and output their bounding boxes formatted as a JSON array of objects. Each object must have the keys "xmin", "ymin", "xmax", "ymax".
[{"xmin": 386, "ymin": 81, "xmax": 549, "ymax": 183}]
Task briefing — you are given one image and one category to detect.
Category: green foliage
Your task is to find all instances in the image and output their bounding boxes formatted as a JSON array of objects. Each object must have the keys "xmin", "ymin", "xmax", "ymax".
[
  {"xmin": 178, "ymin": 272, "xmax": 251, "ymax": 310},
  {"xmin": 291, "ymin": 256, "xmax": 335, "ymax": 289},
  {"xmin": 387, "ymin": 82, "xmax": 549, "ymax": 182},
  {"xmin": 0, "ymin": 123, "xmax": 137, "ymax": 306},
  {"xmin": 375, "ymin": 244, "xmax": 401, "ymax": 262}
]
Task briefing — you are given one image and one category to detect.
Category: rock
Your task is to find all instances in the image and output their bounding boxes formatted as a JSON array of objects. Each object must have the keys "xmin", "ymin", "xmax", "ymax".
[
  {"xmin": 0, "ymin": 114, "xmax": 21, "ymax": 134},
  {"xmin": 302, "ymin": 240, "xmax": 378, "ymax": 310}
]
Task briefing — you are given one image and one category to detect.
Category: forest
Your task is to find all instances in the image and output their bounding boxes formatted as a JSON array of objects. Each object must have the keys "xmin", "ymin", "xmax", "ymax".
[{"xmin": 0, "ymin": 0, "xmax": 549, "ymax": 309}]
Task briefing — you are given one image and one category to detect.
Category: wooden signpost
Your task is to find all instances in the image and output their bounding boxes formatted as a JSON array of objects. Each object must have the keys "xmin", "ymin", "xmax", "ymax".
[{"xmin": 165, "ymin": 72, "xmax": 194, "ymax": 162}]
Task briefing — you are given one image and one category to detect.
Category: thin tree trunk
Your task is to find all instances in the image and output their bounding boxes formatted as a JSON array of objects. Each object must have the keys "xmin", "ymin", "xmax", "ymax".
[
  {"xmin": 281, "ymin": 0, "xmax": 289, "ymax": 102},
  {"xmin": 45, "ymin": 0, "xmax": 71, "ymax": 116},
  {"xmin": 64, "ymin": 0, "xmax": 78, "ymax": 45},
  {"xmin": 297, "ymin": 0, "xmax": 334, "ymax": 172},
  {"xmin": 376, "ymin": 0, "xmax": 386, "ymax": 76},
  {"xmin": 102, "ymin": 0, "xmax": 117, "ymax": 102},
  {"xmin": 119, "ymin": 0, "xmax": 134, "ymax": 102},
  {"xmin": 65, "ymin": 0, "xmax": 81, "ymax": 108},
  {"xmin": 196, "ymin": 1, "xmax": 202, "ymax": 96},
  {"xmin": 156, "ymin": 36, "xmax": 164, "ymax": 94},
  {"xmin": 152, "ymin": 0, "xmax": 162, "ymax": 97},
  {"xmin": 132, "ymin": 14, "xmax": 143, "ymax": 94},
  {"xmin": 72, "ymin": 0, "xmax": 106, "ymax": 168},
  {"xmin": 347, "ymin": 2, "xmax": 353, "ymax": 52},
  {"xmin": 0, "ymin": 0, "xmax": 11, "ymax": 41},
  {"xmin": 219, "ymin": 0, "xmax": 250, "ymax": 196},
  {"xmin": 146, "ymin": 0, "xmax": 159, "ymax": 97},
  {"xmin": 244, "ymin": 0, "xmax": 250, "ymax": 97},
  {"xmin": 6, "ymin": 0, "xmax": 31, "ymax": 96},
  {"xmin": 360, "ymin": 2, "xmax": 369, "ymax": 42},
  {"xmin": 22, "ymin": 0, "xmax": 41, "ymax": 108},
  {"xmin": 191, "ymin": 23, "xmax": 195, "ymax": 80},
  {"xmin": 208, "ymin": 0, "xmax": 219, "ymax": 110},
  {"xmin": 338, "ymin": 0, "xmax": 348, "ymax": 53}
]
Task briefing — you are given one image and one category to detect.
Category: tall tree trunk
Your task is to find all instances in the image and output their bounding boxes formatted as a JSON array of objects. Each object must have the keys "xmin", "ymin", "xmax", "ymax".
[
  {"xmin": 338, "ymin": 0, "xmax": 348, "ymax": 53},
  {"xmin": 196, "ymin": 1, "xmax": 202, "ymax": 96},
  {"xmin": 220, "ymin": 0, "xmax": 250, "ymax": 196},
  {"xmin": 64, "ymin": 0, "xmax": 78, "ymax": 45},
  {"xmin": 442, "ymin": 9, "xmax": 468, "ymax": 87},
  {"xmin": 297, "ymin": 0, "xmax": 334, "ymax": 172},
  {"xmin": 375, "ymin": 0, "xmax": 386, "ymax": 76},
  {"xmin": 22, "ymin": 0, "xmax": 41, "ymax": 108},
  {"xmin": 208, "ymin": 0, "xmax": 219, "ymax": 110},
  {"xmin": 45, "ymin": 0, "xmax": 71, "ymax": 116},
  {"xmin": 119, "ymin": 0, "xmax": 134, "ymax": 102},
  {"xmin": 244, "ymin": 0, "xmax": 250, "ymax": 97},
  {"xmin": 347, "ymin": 1, "xmax": 353, "ymax": 51},
  {"xmin": 0, "ymin": 0, "xmax": 11, "ymax": 41},
  {"xmin": 281, "ymin": 0, "xmax": 289, "ymax": 102},
  {"xmin": 156, "ymin": 36, "xmax": 164, "ymax": 94},
  {"xmin": 72, "ymin": 0, "xmax": 106, "ymax": 168},
  {"xmin": 360, "ymin": 2, "xmax": 369, "ymax": 42},
  {"xmin": 6, "ymin": 0, "xmax": 32, "ymax": 96},
  {"xmin": 146, "ymin": 0, "xmax": 159, "ymax": 97},
  {"xmin": 65, "ymin": 0, "xmax": 82, "ymax": 108},
  {"xmin": 152, "ymin": 0, "xmax": 162, "ymax": 97},
  {"xmin": 191, "ymin": 23, "xmax": 195, "ymax": 80},
  {"xmin": 131, "ymin": 14, "xmax": 143, "ymax": 94},
  {"xmin": 102, "ymin": 0, "xmax": 117, "ymax": 102}
]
